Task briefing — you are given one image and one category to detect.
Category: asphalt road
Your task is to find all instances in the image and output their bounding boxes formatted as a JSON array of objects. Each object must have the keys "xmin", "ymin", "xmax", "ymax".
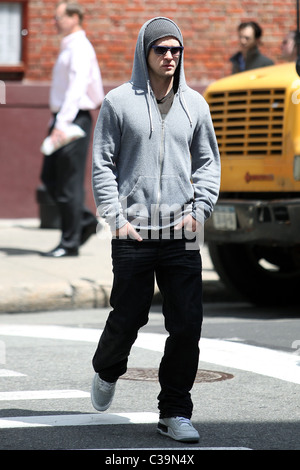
[{"xmin": 0, "ymin": 301, "xmax": 299, "ymax": 455}]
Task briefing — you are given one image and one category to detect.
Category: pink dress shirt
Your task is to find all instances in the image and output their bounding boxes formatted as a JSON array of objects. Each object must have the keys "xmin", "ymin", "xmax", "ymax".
[{"xmin": 49, "ymin": 30, "xmax": 104, "ymax": 132}]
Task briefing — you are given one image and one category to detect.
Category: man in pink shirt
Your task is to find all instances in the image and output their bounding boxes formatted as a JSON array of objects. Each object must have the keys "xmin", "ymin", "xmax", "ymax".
[{"xmin": 41, "ymin": 1, "xmax": 104, "ymax": 257}]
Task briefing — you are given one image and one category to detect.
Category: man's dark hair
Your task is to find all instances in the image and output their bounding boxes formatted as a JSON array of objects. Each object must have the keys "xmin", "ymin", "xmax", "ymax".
[{"xmin": 238, "ymin": 21, "xmax": 263, "ymax": 40}]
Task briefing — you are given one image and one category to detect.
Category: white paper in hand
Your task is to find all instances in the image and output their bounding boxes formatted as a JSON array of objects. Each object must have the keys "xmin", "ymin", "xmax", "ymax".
[{"xmin": 40, "ymin": 124, "xmax": 86, "ymax": 155}]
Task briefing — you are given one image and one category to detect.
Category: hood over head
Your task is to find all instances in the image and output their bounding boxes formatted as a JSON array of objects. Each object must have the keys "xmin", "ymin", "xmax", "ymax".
[
  {"xmin": 131, "ymin": 17, "xmax": 187, "ymax": 92},
  {"xmin": 143, "ymin": 17, "xmax": 183, "ymax": 56}
]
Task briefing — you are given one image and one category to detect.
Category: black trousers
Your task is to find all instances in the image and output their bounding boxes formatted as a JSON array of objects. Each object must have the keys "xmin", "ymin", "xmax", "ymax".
[
  {"xmin": 41, "ymin": 110, "xmax": 97, "ymax": 250},
  {"xmin": 92, "ymin": 238, "xmax": 203, "ymax": 419}
]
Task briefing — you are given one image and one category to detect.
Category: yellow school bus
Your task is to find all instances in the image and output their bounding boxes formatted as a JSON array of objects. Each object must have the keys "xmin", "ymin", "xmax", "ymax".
[{"xmin": 204, "ymin": 62, "xmax": 300, "ymax": 305}]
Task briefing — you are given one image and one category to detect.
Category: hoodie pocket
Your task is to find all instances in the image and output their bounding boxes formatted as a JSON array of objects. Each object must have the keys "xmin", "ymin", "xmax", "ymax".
[
  {"xmin": 120, "ymin": 176, "xmax": 158, "ymax": 219},
  {"xmin": 160, "ymin": 175, "xmax": 194, "ymax": 209},
  {"xmin": 120, "ymin": 175, "xmax": 194, "ymax": 224}
]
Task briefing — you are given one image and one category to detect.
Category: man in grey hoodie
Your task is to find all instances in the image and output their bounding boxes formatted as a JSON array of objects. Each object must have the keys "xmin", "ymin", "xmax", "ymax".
[{"xmin": 91, "ymin": 17, "xmax": 220, "ymax": 443}]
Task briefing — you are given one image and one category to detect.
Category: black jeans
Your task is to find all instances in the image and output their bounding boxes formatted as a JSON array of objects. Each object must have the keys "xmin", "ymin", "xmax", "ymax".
[
  {"xmin": 41, "ymin": 110, "xmax": 97, "ymax": 249},
  {"xmin": 93, "ymin": 238, "xmax": 203, "ymax": 419}
]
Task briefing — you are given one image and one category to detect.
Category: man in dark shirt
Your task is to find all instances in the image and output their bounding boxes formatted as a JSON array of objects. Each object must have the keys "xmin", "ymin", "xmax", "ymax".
[{"xmin": 230, "ymin": 21, "xmax": 274, "ymax": 73}]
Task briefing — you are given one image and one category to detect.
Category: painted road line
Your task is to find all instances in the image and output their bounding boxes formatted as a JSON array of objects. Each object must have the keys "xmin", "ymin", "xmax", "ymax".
[
  {"xmin": 0, "ymin": 412, "xmax": 158, "ymax": 429},
  {"xmin": 1, "ymin": 325, "xmax": 300, "ymax": 384},
  {"xmin": 0, "ymin": 369, "xmax": 25, "ymax": 377},
  {"xmin": 0, "ymin": 390, "xmax": 90, "ymax": 401},
  {"xmin": 0, "ymin": 325, "xmax": 100, "ymax": 342}
]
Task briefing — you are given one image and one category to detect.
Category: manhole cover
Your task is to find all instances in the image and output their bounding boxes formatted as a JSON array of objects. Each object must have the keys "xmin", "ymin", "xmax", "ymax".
[{"xmin": 121, "ymin": 368, "xmax": 233, "ymax": 383}]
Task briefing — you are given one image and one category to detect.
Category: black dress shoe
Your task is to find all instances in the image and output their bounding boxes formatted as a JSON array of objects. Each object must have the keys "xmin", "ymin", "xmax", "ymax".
[
  {"xmin": 80, "ymin": 221, "xmax": 98, "ymax": 246},
  {"xmin": 41, "ymin": 246, "xmax": 79, "ymax": 257}
]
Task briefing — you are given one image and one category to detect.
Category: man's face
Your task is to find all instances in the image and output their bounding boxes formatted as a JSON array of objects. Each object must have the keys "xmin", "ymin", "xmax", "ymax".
[
  {"xmin": 281, "ymin": 33, "xmax": 296, "ymax": 60},
  {"xmin": 54, "ymin": 3, "xmax": 78, "ymax": 36},
  {"xmin": 147, "ymin": 36, "xmax": 181, "ymax": 81},
  {"xmin": 238, "ymin": 26, "xmax": 257, "ymax": 53}
]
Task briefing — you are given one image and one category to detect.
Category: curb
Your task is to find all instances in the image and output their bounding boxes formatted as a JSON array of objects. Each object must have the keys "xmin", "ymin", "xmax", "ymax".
[
  {"xmin": 0, "ymin": 280, "xmax": 111, "ymax": 314},
  {"xmin": 0, "ymin": 279, "xmax": 235, "ymax": 314}
]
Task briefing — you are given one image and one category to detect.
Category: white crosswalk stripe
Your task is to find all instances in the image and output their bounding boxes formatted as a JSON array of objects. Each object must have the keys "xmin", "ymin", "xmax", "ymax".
[
  {"xmin": 0, "ymin": 390, "xmax": 90, "ymax": 401},
  {"xmin": 0, "ymin": 369, "xmax": 25, "ymax": 377},
  {"xmin": 0, "ymin": 411, "xmax": 252, "ymax": 449},
  {"xmin": 0, "ymin": 412, "xmax": 158, "ymax": 429},
  {"xmin": 1, "ymin": 324, "xmax": 300, "ymax": 384}
]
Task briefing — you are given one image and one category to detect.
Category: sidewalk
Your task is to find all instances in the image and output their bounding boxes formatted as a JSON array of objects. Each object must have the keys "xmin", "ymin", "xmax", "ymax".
[{"xmin": 0, "ymin": 219, "xmax": 231, "ymax": 313}]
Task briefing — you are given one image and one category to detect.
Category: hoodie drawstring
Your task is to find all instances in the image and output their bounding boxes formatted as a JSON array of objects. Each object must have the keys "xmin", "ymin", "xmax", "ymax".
[
  {"xmin": 147, "ymin": 80, "xmax": 154, "ymax": 135},
  {"xmin": 179, "ymin": 85, "xmax": 193, "ymax": 127}
]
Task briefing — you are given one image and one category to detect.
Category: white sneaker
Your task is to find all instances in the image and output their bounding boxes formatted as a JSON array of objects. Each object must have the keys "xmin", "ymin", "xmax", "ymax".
[
  {"xmin": 157, "ymin": 417, "xmax": 199, "ymax": 442},
  {"xmin": 91, "ymin": 374, "xmax": 116, "ymax": 411}
]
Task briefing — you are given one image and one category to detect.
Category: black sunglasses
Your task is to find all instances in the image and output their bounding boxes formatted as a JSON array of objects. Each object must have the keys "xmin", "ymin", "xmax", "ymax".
[{"xmin": 151, "ymin": 45, "xmax": 184, "ymax": 57}]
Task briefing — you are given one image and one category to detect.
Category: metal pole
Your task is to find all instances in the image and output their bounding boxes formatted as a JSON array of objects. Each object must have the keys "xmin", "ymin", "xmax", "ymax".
[
  {"xmin": 297, "ymin": 0, "xmax": 300, "ymax": 56},
  {"xmin": 296, "ymin": 0, "xmax": 300, "ymax": 75}
]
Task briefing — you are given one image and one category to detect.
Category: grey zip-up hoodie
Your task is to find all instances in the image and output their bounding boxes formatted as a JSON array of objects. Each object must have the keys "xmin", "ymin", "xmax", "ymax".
[{"xmin": 92, "ymin": 17, "xmax": 220, "ymax": 231}]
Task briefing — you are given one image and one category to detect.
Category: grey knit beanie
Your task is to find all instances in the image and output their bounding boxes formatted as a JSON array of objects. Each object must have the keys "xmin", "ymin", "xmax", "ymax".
[{"xmin": 144, "ymin": 18, "xmax": 183, "ymax": 57}]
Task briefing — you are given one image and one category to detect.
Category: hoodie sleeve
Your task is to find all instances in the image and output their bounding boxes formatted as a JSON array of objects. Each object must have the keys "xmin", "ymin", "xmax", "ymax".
[
  {"xmin": 92, "ymin": 97, "xmax": 128, "ymax": 230},
  {"xmin": 190, "ymin": 99, "xmax": 221, "ymax": 222}
]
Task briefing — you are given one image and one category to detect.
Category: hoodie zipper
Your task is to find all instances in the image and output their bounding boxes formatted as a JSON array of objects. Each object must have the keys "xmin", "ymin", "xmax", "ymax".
[
  {"xmin": 150, "ymin": 114, "xmax": 165, "ymax": 229},
  {"xmin": 157, "ymin": 119, "xmax": 165, "ymax": 204},
  {"xmin": 149, "ymin": 89, "xmax": 192, "ymax": 229}
]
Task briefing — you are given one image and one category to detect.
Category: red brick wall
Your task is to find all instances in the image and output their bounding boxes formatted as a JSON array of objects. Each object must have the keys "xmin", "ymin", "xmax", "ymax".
[{"xmin": 27, "ymin": 0, "xmax": 297, "ymax": 88}]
